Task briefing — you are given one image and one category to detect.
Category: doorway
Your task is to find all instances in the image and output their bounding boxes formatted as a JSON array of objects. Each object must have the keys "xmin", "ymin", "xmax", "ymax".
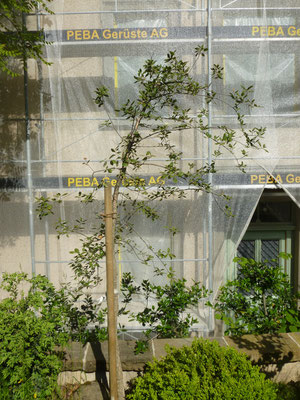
[{"xmin": 235, "ymin": 190, "xmax": 296, "ymax": 282}]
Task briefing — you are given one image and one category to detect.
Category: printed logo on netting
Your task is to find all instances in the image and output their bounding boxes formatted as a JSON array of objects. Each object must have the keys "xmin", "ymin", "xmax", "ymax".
[
  {"xmin": 44, "ymin": 26, "xmax": 300, "ymax": 42},
  {"xmin": 1, "ymin": 173, "xmax": 300, "ymax": 190}
]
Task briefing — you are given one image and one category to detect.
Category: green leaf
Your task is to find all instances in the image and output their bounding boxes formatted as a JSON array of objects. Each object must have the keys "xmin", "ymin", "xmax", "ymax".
[{"xmin": 289, "ymin": 325, "xmax": 298, "ymax": 332}]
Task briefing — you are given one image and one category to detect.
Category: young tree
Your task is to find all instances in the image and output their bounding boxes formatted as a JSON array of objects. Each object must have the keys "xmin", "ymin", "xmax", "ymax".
[
  {"xmin": 36, "ymin": 46, "xmax": 266, "ymax": 398},
  {"xmin": 92, "ymin": 47, "xmax": 265, "ymax": 314},
  {"xmin": 37, "ymin": 45, "xmax": 267, "ymax": 337},
  {"xmin": 0, "ymin": 0, "xmax": 52, "ymax": 76}
]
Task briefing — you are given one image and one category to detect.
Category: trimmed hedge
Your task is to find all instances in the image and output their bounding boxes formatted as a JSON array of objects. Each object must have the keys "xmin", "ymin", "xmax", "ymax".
[{"xmin": 126, "ymin": 339, "xmax": 278, "ymax": 400}]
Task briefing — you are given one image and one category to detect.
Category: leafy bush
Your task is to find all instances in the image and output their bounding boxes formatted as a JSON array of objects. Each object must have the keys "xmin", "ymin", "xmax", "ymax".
[
  {"xmin": 120, "ymin": 268, "xmax": 209, "ymax": 352},
  {"xmin": 126, "ymin": 339, "xmax": 277, "ymax": 400},
  {"xmin": 275, "ymin": 382, "xmax": 300, "ymax": 400},
  {"xmin": 214, "ymin": 254, "xmax": 300, "ymax": 336},
  {"xmin": 0, "ymin": 272, "xmax": 107, "ymax": 399},
  {"xmin": 0, "ymin": 273, "xmax": 69, "ymax": 399}
]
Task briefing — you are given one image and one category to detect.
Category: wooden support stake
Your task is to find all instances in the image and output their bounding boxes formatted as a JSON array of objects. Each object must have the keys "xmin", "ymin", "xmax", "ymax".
[{"xmin": 104, "ymin": 184, "xmax": 118, "ymax": 400}]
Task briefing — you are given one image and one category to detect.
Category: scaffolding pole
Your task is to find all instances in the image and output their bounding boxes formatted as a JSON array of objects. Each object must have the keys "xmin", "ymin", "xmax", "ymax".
[
  {"xmin": 23, "ymin": 13, "xmax": 36, "ymax": 276},
  {"xmin": 207, "ymin": 0, "xmax": 213, "ymax": 333},
  {"xmin": 37, "ymin": 6, "xmax": 50, "ymax": 279}
]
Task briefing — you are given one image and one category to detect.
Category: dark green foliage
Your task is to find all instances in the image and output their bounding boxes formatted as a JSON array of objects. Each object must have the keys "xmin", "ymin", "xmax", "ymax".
[
  {"xmin": 0, "ymin": 1, "xmax": 53, "ymax": 76},
  {"xmin": 126, "ymin": 339, "xmax": 278, "ymax": 400},
  {"xmin": 94, "ymin": 85, "xmax": 109, "ymax": 107},
  {"xmin": 215, "ymin": 253, "xmax": 300, "ymax": 335},
  {"xmin": 275, "ymin": 382, "xmax": 300, "ymax": 400}
]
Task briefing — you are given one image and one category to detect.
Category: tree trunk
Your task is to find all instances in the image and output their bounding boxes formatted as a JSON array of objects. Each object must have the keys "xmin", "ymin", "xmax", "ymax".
[{"xmin": 105, "ymin": 185, "xmax": 124, "ymax": 399}]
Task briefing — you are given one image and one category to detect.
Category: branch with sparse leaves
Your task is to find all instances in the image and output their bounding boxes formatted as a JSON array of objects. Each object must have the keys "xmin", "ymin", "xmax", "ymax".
[
  {"xmin": 0, "ymin": 0, "xmax": 53, "ymax": 76},
  {"xmin": 35, "ymin": 46, "xmax": 267, "ymax": 351}
]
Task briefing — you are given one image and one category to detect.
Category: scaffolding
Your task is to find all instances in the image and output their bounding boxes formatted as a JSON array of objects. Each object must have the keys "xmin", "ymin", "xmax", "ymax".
[{"xmin": 2, "ymin": 0, "xmax": 300, "ymax": 335}]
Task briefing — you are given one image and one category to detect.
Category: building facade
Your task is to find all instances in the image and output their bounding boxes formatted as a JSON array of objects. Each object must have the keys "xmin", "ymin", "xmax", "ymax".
[{"xmin": 1, "ymin": 0, "xmax": 300, "ymax": 335}]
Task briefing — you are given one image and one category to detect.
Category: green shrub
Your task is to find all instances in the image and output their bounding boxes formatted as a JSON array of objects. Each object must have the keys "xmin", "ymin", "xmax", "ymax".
[
  {"xmin": 120, "ymin": 269, "xmax": 209, "ymax": 353},
  {"xmin": 275, "ymin": 382, "xmax": 300, "ymax": 400},
  {"xmin": 0, "ymin": 273, "xmax": 70, "ymax": 399},
  {"xmin": 0, "ymin": 271, "xmax": 108, "ymax": 399},
  {"xmin": 277, "ymin": 382, "xmax": 300, "ymax": 400},
  {"xmin": 126, "ymin": 339, "xmax": 277, "ymax": 400},
  {"xmin": 215, "ymin": 254, "xmax": 300, "ymax": 336},
  {"xmin": 0, "ymin": 271, "xmax": 109, "ymax": 399}
]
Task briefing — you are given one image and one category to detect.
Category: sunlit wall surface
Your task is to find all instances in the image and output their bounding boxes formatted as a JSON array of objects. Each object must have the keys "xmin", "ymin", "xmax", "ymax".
[{"xmin": 1, "ymin": 0, "xmax": 300, "ymax": 334}]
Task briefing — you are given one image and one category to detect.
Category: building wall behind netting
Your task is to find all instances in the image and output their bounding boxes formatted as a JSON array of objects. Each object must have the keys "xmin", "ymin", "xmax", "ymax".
[{"xmin": 1, "ymin": 0, "xmax": 300, "ymax": 334}]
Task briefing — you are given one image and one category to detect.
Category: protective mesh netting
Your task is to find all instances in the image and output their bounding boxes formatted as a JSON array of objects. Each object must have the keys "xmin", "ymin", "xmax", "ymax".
[{"xmin": 1, "ymin": 0, "xmax": 300, "ymax": 333}]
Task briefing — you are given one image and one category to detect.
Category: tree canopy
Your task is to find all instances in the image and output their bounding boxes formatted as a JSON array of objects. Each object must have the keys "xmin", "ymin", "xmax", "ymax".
[{"xmin": 0, "ymin": 0, "xmax": 52, "ymax": 76}]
